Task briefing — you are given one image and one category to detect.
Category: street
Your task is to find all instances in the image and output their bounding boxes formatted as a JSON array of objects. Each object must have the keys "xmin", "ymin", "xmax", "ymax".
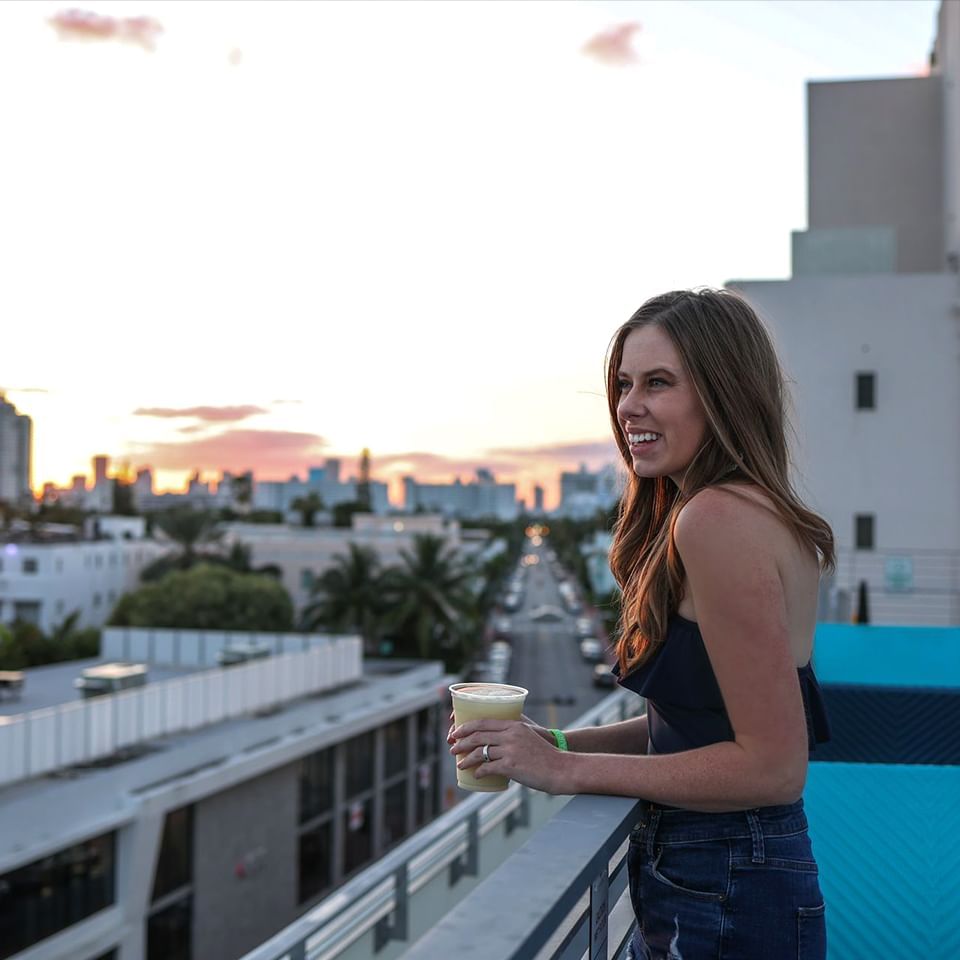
[{"xmin": 500, "ymin": 533, "xmax": 616, "ymax": 732}]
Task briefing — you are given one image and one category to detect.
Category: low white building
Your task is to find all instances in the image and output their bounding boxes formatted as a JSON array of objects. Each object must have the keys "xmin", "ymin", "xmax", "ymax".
[
  {"xmin": 0, "ymin": 527, "xmax": 167, "ymax": 633},
  {"xmin": 223, "ymin": 514, "xmax": 477, "ymax": 619}
]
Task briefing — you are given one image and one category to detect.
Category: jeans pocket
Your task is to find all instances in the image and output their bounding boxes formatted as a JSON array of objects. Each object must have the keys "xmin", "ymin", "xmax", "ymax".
[
  {"xmin": 649, "ymin": 840, "xmax": 729, "ymax": 902},
  {"xmin": 797, "ymin": 902, "xmax": 826, "ymax": 960}
]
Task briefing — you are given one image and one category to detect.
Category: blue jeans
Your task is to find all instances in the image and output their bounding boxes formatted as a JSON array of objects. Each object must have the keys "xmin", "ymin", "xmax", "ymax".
[{"xmin": 626, "ymin": 799, "xmax": 826, "ymax": 960}]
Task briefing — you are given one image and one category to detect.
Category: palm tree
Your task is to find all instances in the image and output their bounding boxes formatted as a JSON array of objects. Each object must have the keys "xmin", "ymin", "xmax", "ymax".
[
  {"xmin": 142, "ymin": 508, "xmax": 226, "ymax": 581},
  {"xmin": 290, "ymin": 492, "xmax": 324, "ymax": 528},
  {"xmin": 298, "ymin": 543, "xmax": 386, "ymax": 652},
  {"xmin": 383, "ymin": 534, "xmax": 479, "ymax": 665},
  {"xmin": 157, "ymin": 508, "xmax": 224, "ymax": 560}
]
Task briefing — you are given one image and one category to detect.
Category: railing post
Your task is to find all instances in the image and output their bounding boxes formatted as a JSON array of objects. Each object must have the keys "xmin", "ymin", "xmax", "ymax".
[
  {"xmin": 505, "ymin": 785, "xmax": 530, "ymax": 835},
  {"xmin": 590, "ymin": 862, "xmax": 609, "ymax": 960},
  {"xmin": 373, "ymin": 863, "xmax": 409, "ymax": 951},
  {"xmin": 449, "ymin": 810, "xmax": 479, "ymax": 885}
]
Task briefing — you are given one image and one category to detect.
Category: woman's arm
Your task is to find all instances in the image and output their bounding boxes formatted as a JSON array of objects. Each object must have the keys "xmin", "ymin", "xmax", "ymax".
[
  {"xmin": 562, "ymin": 714, "xmax": 649, "ymax": 755},
  {"xmin": 451, "ymin": 488, "xmax": 810, "ymax": 808}
]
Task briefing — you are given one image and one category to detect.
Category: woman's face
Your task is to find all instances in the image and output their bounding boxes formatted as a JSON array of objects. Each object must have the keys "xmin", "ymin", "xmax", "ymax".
[{"xmin": 615, "ymin": 324, "xmax": 708, "ymax": 488}]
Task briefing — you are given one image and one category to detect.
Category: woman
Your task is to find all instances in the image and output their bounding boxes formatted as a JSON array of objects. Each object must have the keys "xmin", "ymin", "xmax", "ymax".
[{"xmin": 448, "ymin": 288, "xmax": 834, "ymax": 959}]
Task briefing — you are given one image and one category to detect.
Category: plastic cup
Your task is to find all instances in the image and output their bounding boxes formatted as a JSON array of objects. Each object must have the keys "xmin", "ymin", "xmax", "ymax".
[{"xmin": 449, "ymin": 681, "xmax": 529, "ymax": 792}]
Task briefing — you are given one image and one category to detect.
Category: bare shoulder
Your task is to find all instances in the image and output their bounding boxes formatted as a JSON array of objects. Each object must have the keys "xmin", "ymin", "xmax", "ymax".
[{"xmin": 674, "ymin": 484, "xmax": 787, "ymax": 556}]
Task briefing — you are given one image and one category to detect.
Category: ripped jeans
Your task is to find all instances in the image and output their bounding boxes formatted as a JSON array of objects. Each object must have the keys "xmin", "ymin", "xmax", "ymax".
[{"xmin": 626, "ymin": 799, "xmax": 826, "ymax": 960}]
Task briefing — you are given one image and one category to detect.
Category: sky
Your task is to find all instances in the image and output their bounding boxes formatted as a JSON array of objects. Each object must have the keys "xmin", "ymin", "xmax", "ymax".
[{"xmin": 0, "ymin": 0, "xmax": 941, "ymax": 508}]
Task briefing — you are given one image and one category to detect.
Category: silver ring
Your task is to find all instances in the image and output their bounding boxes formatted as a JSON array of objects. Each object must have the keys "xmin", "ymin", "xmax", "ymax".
[{"xmin": 482, "ymin": 743, "xmax": 491, "ymax": 763}]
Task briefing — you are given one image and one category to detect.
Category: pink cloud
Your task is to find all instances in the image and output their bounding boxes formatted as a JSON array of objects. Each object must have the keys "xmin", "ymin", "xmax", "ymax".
[
  {"xmin": 123, "ymin": 429, "xmax": 328, "ymax": 475},
  {"xmin": 133, "ymin": 405, "xmax": 269, "ymax": 422},
  {"xmin": 582, "ymin": 22, "xmax": 642, "ymax": 66}
]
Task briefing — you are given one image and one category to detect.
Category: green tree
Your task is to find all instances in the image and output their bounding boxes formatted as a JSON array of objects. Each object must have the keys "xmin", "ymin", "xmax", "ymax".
[
  {"xmin": 383, "ymin": 534, "xmax": 479, "ymax": 669},
  {"xmin": 291, "ymin": 492, "xmax": 324, "ymax": 528},
  {"xmin": 142, "ymin": 508, "xmax": 226, "ymax": 582},
  {"xmin": 298, "ymin": 543, "xmax": 386, "ymax": 652},
  {"xmin": 108, "ymin": 563, "xmax": 294, "ymax": 631}
]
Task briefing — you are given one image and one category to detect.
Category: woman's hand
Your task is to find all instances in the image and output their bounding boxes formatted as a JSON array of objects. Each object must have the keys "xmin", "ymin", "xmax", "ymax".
[{"xmin": 448, "ymin": 718, "xmax": 568, "ymax": 794}]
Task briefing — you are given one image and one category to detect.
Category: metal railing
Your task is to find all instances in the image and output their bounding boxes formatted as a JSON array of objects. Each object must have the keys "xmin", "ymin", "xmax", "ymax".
[
  {"xmin": 239, "ymin": 690, "xmax": 643, "ymax": 960},
  {"xmin": 0, "ymin": 637, "xmax": 362, "ymax": 787}
]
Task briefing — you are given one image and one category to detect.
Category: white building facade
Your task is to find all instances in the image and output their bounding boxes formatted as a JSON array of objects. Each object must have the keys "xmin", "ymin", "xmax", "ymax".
[
  {"xmin": 223, "ymin": 514, "xmax": 474, "ymax": 619},
  {"xmin": 0, "ymin": 533, "xmax": 167, "ymax": 634},
  {"xmin": 730, "ymin": 2, "xmax": 960, "ymax": 624}
]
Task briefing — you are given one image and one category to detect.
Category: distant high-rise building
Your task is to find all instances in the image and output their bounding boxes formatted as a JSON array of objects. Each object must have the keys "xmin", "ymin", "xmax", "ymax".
[
  {"xmin": 357, "ymin": 448, "xmax": 372, "ymax": 509},
  {"xmin": 404, "ymin": 470, "xmax": 518, "ymax": 521},
  {"xmin": 534, "ymin": 485, "xmax": 545, "ymax": 514},
  {"xmin": 0, "ymin": 393, "xmax": 32, "ymax": 506},
  {"xmin": 558, "ymin": 463, "xmax": 621, "ymax": 519},
  {"xmin": 92, "ymin": 455, "xmax": 109, "ymax": 486}
]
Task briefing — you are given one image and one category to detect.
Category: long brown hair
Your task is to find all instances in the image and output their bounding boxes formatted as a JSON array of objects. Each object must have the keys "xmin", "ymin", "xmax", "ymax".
[{"xmin": 607, "ymin": 288, "xmax": 835, "ymax": 675}]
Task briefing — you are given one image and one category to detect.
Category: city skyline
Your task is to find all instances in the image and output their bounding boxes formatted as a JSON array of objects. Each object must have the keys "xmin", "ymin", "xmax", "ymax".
[{"xmin": 0, "ymin": 1, "xmax": 939, "ymax": 510}]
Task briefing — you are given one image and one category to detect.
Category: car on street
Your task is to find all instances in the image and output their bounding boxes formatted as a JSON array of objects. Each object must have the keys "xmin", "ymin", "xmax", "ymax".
[
  {"xmin": 579, "ymin": 638, "xmax": 604, "ymax": 662},
  {"xmin": 592, "ymin": 662, "xmax": 617, "ymax": 687},
  {"xmin": 575, "ymin": 617, "xmax": 595, "ymax": 638}
]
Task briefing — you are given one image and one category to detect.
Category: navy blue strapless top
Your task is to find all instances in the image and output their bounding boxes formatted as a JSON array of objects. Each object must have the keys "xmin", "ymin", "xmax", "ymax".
[{"xmin": 611, "ymin": 614, "xmax": 831, "ymax": 755}]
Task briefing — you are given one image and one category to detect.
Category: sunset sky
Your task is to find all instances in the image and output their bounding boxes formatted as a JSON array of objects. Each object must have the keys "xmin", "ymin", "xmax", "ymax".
[{"xmin": 0, "ymin": 0, "xmax": 939, "ymax": 508}]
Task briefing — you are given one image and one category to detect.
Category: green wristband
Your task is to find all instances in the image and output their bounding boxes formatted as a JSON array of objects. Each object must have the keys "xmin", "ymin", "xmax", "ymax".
[{"xmin": 549, "ymin": 728, "xmax": 568, "ymax": 751}]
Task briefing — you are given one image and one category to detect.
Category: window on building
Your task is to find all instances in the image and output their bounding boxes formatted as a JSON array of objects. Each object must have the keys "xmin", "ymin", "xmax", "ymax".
[
  {"xmin": 95, "ymin": 556, "xmax": 102, "ymax": 569},
  {"xmin": 383, "ymin": 779, "xmax": 408, "ymax": 851},
  {"xmin": 12, "ymin": 601, "xmax": 41, "ymax": 626},
  {"xmin": 299, "ymin": 749, "xmax": 334, "ymax": 824},
  {"xmin": 0, "ymin": 832, "xmax": 116, "ymax": 960},
  {"xmin": 56, "ymin": 600, "xmax": 65, "ymax": 615},
  {"xmin": 415, "ymin": 760, "xmax": 440, "ymax": 829},
  {"xmin": 152, "ymin": 807, "xmax": 193, "ymax": 902},
  {"xmin": 343, "ymin": 798, "xmax": 373, "ymax": 876},
  {"xmin": 22, "ymin": 558, "xmax": 37, "ymax": 574},
  {"xmin": 298, "ymin": 820, "xmax": 333, "ymax": 904},
  {"xmin": 855, "ymin": 514, "xmax": 875, "ymax": 550},
  {"xmin": 855, "ymin": 372, "xmax": 876, "ymax": 410},
  {"xmin": 300, "ymin": 568, "xmax": 315, "ymax": 590},
  {"xmin": 93, "ymin": 593, "xmax": 102, "ymax": 608},
  {"xmin": 55, "ymin": 559, "xmax": 63, "ymax": 573},
  {"xmin": 417, "ymin": 706, "xmax": 439, "ymax": 762},
  {"xmin": 146, "ymin": 897, "xmax": 192, "ymax": 960},
  {"xmin": 384, "ymin": 717, "xmax": 408, "ymax": 779},
  {"xmin": 345, "ymin": 731, "xmax": 374, "ymax": 796}
]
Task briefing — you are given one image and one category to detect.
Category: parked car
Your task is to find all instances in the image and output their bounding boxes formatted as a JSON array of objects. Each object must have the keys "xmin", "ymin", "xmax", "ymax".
[
  {"xmin": 592, "ymin": 662, "xmax": 617, "ymax": 688},
  {"xmin": 575, "ymin": 617, "xmax": 594, "ymax": 638},
  {"xmin": 493, "ymin": 616, "xmax": 512, "ymax": 640},
  {"xmin": 579, "ymin": 638, "xmax": 604, "ymax": 662}
]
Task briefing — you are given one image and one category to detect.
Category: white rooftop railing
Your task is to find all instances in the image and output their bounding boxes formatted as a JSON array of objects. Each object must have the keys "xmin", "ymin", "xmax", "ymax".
[{"xmin": 0, "ymin": 636, "xmax": 361, "ymax": 788}]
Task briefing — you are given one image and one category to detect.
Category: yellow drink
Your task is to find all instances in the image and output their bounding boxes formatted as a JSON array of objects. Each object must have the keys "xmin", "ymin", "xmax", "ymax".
[{"xmin": 449, "ymin": 682, "xmax": 528, "ymax": 792}]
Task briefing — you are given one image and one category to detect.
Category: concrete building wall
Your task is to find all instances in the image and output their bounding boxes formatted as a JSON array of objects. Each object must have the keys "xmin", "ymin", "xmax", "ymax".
[
  {"xmin": 193, "ymin": 765, "xmax": 300, "ymax": 960},
  {"xmin": 730, "ymin": 274, "xmax": 960, "ymax": 555},
  {"xmin": 807, "ymin": 76, "xmax": 944, "ymax": 273}
]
